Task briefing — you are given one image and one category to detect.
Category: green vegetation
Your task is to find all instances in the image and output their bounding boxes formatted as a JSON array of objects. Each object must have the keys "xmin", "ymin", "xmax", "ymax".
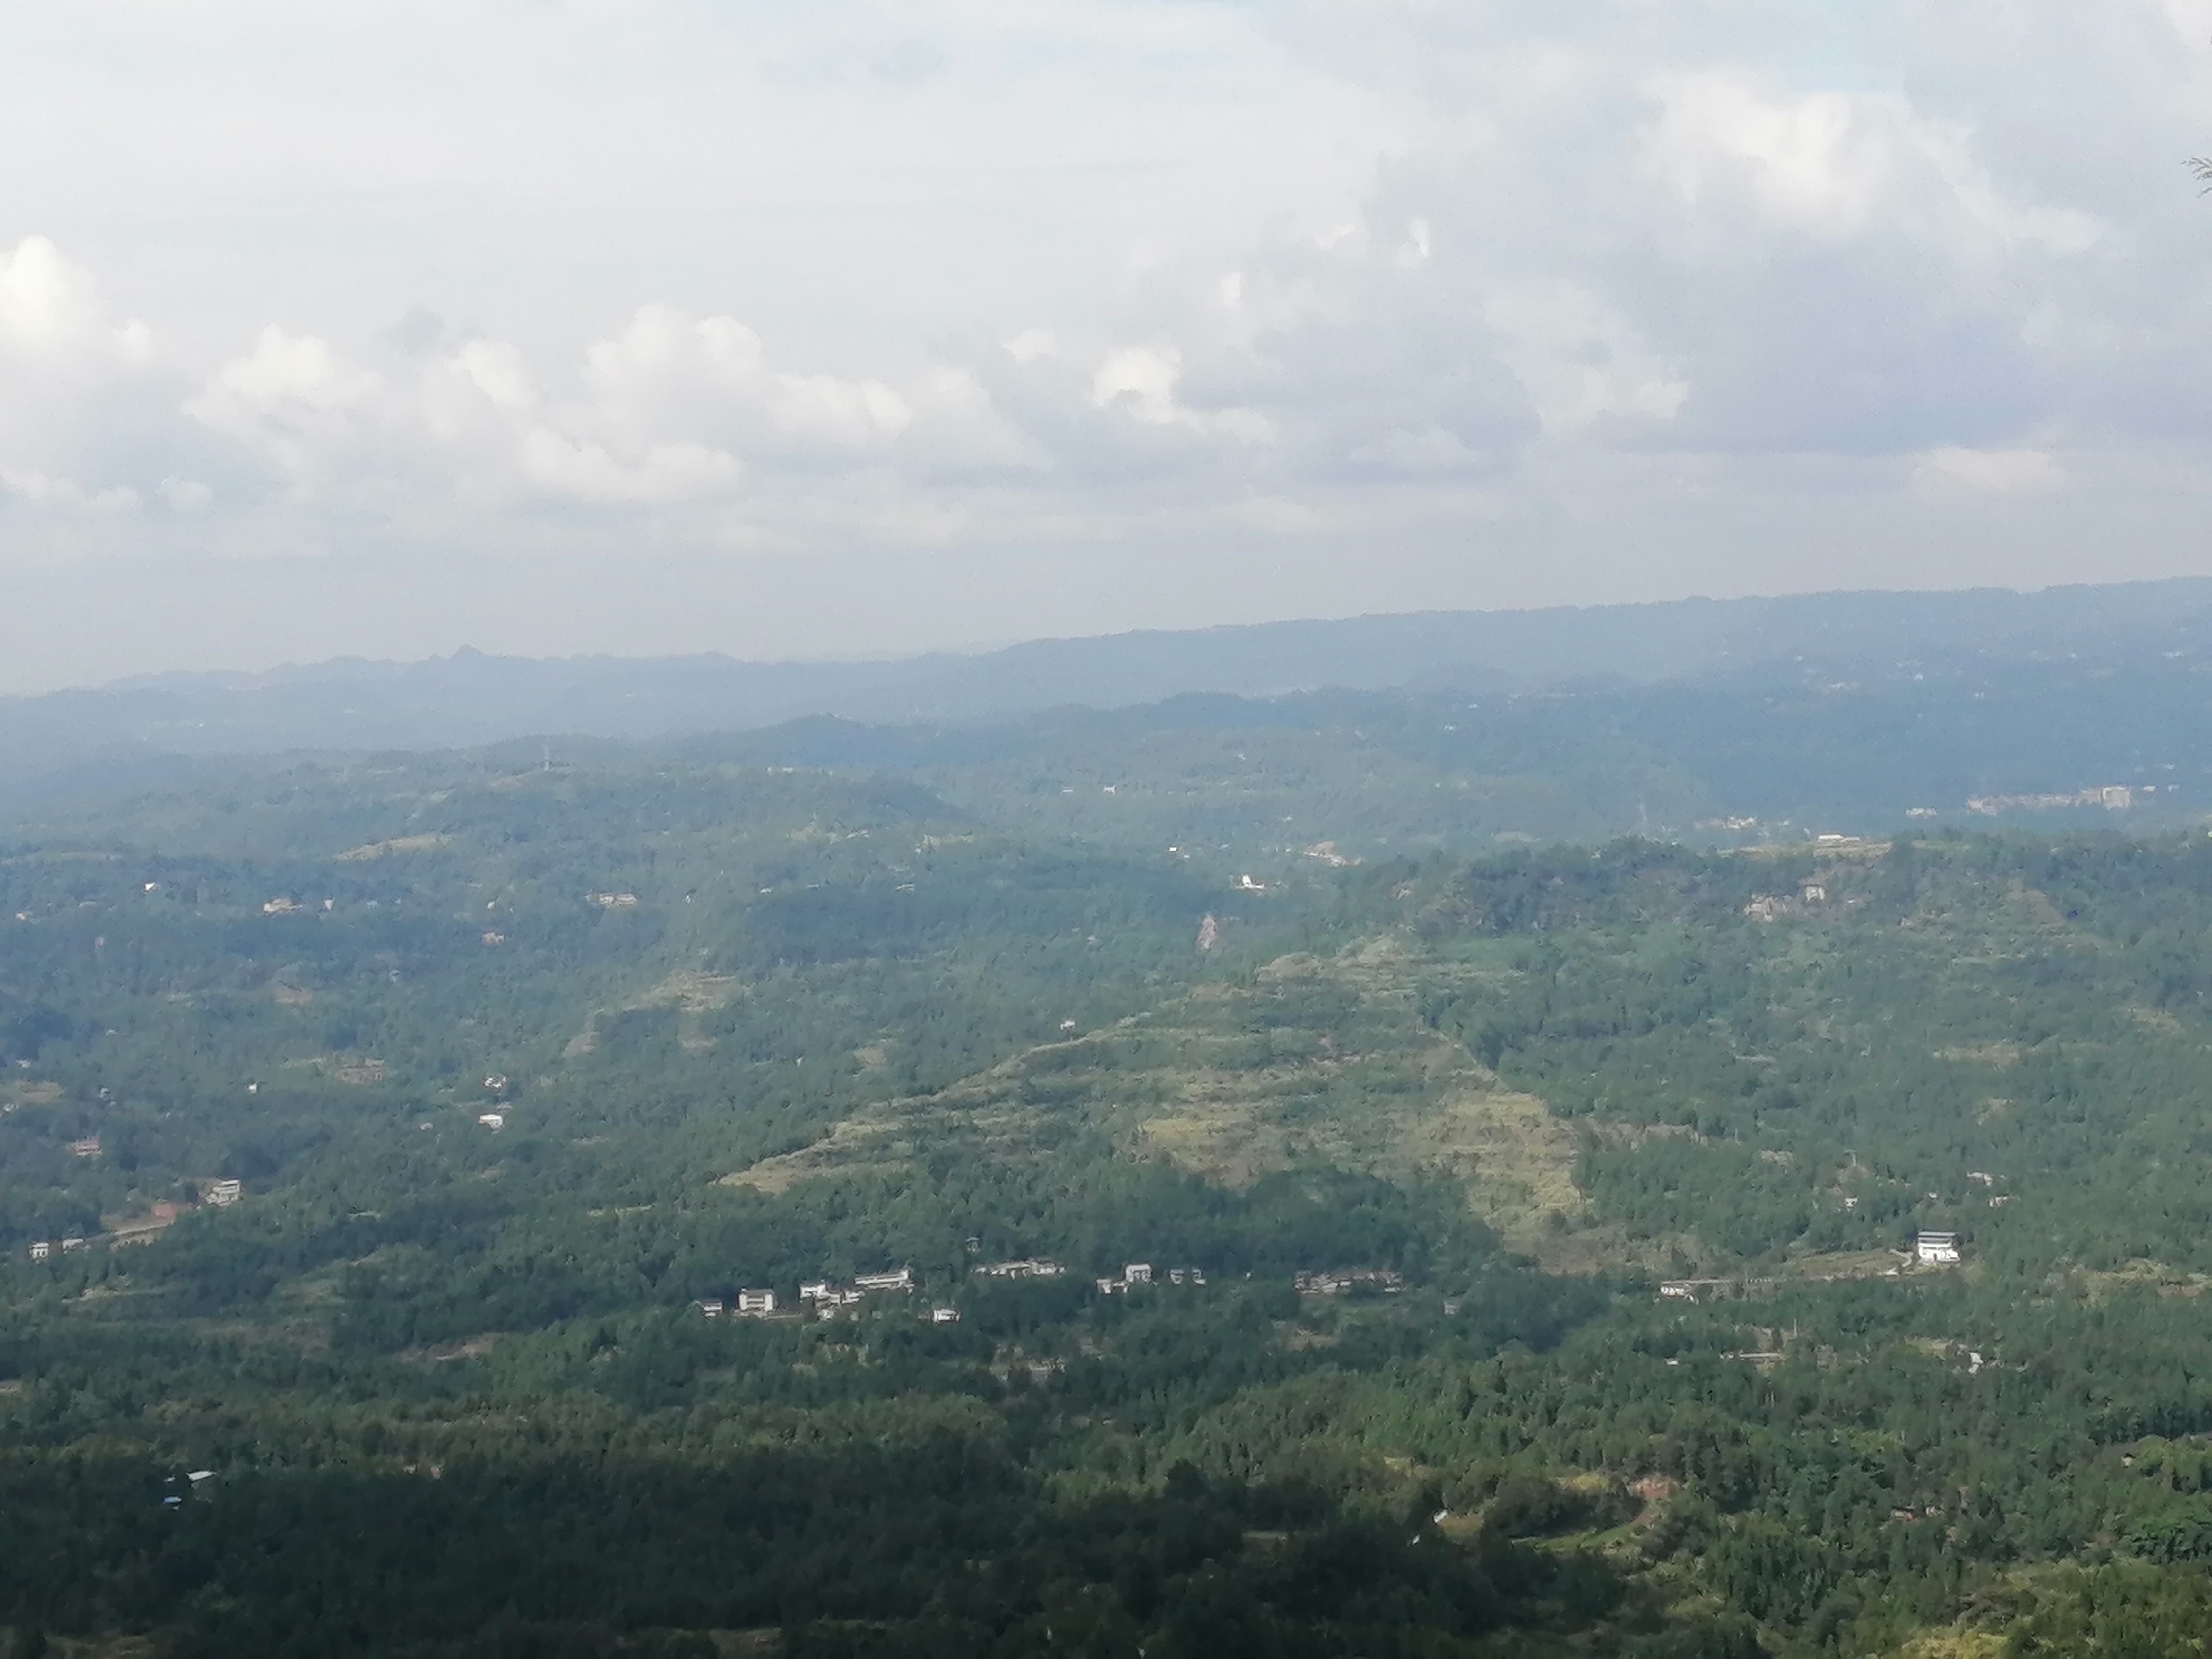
[{"xmin": 11, "ymin": 747, "xmax": 2212, "ymax": 1653}]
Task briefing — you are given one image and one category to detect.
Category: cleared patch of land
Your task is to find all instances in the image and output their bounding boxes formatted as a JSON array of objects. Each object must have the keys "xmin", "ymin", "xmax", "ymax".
[
  {"xmin": 716, "ymin": 933, "xmax": 1588, "ymax": 1250},
  {"xmin": 334, "ymin": 833, "xmax": 451, "ymax": 861}
]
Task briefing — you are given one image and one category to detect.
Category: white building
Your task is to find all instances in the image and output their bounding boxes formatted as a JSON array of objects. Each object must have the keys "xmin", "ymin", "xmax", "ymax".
[
  {"xmin": 207, "ymin": 1179, "xmax": 243, "ymax": 1206},
  {"xmin": 930, "ymin": 1306, "xmax": 961, "ymax": 1324},
  {"xmin": 736, "ymin": 1289, "xmax": 776, "ymax": 1316},
  {"xmin": 28, "ymin": 1241, "xmax": 48, "ymax": 1262},
  {"xmin": 695, "ymin": 1299, "xmax": 724, "ymax": 1318},
  {"xmin": 478, "ymin": 1112, "xmax": 505, "ymax": 1130},
  {"xmin": 854, "ymin": 1267, "xmax": 913, "ymax": 1293},
  {"xmin": 798, "ymin": 1281, "xmax": 834, "ymax": 1301},
  {"xmin": 1915, "ymin": 1230, "xmax": 1961, "ymax": 1265},
  {"xmin": 1123, "ymin": 1262, "xmax": 1153, "ymax": 1285}
]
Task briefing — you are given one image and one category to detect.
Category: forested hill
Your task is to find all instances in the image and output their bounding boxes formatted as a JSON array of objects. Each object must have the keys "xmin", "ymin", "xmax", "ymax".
[
  {"xmin": 5, "ymin": 577, "xmax": 2212, "ymax": 802},
  {"xmin": 11, "ymin": 660, "xmax": 2212, "ymax": 887},
  {"xmin": 11, "ymin": 747, "xmax": 2212, "ymax": 1653}
]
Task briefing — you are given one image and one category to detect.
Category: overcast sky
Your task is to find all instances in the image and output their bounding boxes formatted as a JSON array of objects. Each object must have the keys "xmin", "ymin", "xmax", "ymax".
[{"xmin": 3, "ymin": 0, "xmax": 2212, "ymax": 690}]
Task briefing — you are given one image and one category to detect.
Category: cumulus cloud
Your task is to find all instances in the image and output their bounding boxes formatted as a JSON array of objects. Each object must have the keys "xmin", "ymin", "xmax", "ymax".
[
  {"xmin": 0, "ymin": 237, "xmax": 168, "ymax": 522},
  {"xmin": 1646, "ymin": 73, "xmax": 2101, "ymax": 254},
  {"xmin": 1914, "ymin": 446, "xmax": 2068, "ymax": 497},
  {"xmin": 0, "ymin": 0, "xmax": 2206, "ymax": 601}
]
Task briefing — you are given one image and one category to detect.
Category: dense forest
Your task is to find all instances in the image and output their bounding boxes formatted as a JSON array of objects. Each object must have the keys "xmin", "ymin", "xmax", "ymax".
[{"xmin": 9, "ymin": 742, "xmax": 2212, "ymax": 1654}]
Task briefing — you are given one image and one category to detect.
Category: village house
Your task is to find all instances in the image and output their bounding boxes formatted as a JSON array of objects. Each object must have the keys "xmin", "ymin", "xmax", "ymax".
[
  {"xmin": 799, "ymin": 1281, "xmax": 868, "ymax": 1315},
  {"xmin": 694, "ymin": 1298, "xmax": 724, "ymax": 1318},
  {"xmin": 976, "ymin": 1257, "xmax": 1066, "ymax": 1281},
  {"xmin": 206, "ymin": 1179, "xmax": 243, "ymax": 1207},
  {"xmin": 28, "ymin": 1241, "xmax": 48, "ymax": 1261},
  {"xmin": 930, "ymin": 1306, "xmax": 960, "ymax": 1324},
  {"xmin": 67, "ymin": 1135, "xmax": 100, "ymax": 1158},
  {"xmin": 1295, "ymin": 1268, "xmax": 1406, "ymax": 1295},
  {"xmin": 588, "ymin": 892, "xmax": 639, "ymax": 908},
  {"xmin": 261, "ymin": 897, "xmax": 300, "ymax": 915},
  {"xmin": 854, "ymin": 1267, "xmax": 913, "ymax": 1294},
  {"xmin": 477, "ymin": 1111, "xmax": 505, "ymax": 1130},
  {"xmin": 735, "ymin": 1289, "xmax": 776, "ymax": 1316},
  {"xmin": 1915, "ymin": 1230, "xmax": 1962, "ymax": 1265},
  {"xmin": 1122, "ymin": 1263, "xmax": 1153, "ymax": 1285},
  {"xmin": 60, "ymin": 1236, "xmax": 85, "ymax": 1253}
]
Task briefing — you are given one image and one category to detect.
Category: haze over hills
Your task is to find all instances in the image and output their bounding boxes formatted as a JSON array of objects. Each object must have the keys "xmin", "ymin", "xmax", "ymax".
[
  {"xmin": 11, "ymin": 578, "xmax": 2212, "ymax": 763},
  {"xmin": 9, "ymin": 579, "xmax": 2212, "ymax": 840}
]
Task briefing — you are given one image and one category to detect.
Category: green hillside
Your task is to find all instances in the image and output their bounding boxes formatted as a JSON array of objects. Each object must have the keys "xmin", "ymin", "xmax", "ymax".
[{"xmin": 9, "ymin": 753, "xmax": 2212, "ymax": 1654}]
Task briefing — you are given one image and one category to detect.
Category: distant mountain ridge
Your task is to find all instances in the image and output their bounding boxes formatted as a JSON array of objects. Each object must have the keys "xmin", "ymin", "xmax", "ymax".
[{"xmin": 8, "ymin": 579, "xmax": 2212, "ymax": 810}]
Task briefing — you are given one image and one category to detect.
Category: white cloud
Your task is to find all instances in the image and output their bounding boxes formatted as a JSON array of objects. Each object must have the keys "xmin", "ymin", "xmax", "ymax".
[
  {"xmin": 187, "ymin": 327, "xmax": 390, "ymax": 486},
  {"xmin": 0, "ymin": 237, "xmax": 111, "ymax": 354},
  {"xmin": 1914, "ymin": 445, "xmax": 2067, "ymax": 496},
  {"xmin": 1, "ymin": 468, "xmax": 138, "ymax": 513},
  {"xmin": 0, "ymin": 0, "xmax": 2208, "ymax": 647},
  {"xmin": 1649, "ymin": 71, "xmax": 2101, "ymax": 255},
  {"xmin": 158, "ymin": 476, "xmax": 214, "ymax": 512}
]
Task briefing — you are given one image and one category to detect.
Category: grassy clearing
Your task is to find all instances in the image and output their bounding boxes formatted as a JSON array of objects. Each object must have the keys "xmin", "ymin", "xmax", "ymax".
[{"xmin": 714, "ymin": 932, "xmax": 1592, "ymax": 1254}]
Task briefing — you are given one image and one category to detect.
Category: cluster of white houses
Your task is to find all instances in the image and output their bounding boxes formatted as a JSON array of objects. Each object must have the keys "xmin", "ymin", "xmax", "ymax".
[
  {"xmin": 696, "ymin": 1266, "xmax": 963, "ymax": 1323},
  {"xmin": 686, "ymin": 1255, "xmax": 1440, "ymax": 1319},
  {"xmin": 975, "ymin": 1257, "xmax": 1066, "ymax": 1281},
  {"xmin": 1096, "ymin": 1262, "xmax": 1205, "ymax": 1293}
]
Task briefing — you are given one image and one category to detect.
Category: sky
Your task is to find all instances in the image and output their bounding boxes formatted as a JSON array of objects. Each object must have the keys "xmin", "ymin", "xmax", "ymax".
[{"xmin": 4, "ymin": 0, "xmax": 2212, "ymax": 690}]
